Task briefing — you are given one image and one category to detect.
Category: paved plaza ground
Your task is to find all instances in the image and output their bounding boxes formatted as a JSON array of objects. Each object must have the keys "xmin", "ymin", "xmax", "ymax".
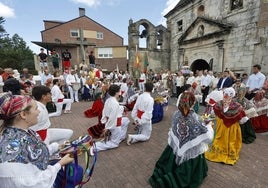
[{"xmin": 50, "ymin": 99, "xmax": 268, "ymax": 188}]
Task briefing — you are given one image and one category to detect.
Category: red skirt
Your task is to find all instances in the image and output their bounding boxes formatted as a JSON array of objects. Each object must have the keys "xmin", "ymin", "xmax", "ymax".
[{"xmin": 250, "ymin": 114, "xmax": 268, "ymax": 133}]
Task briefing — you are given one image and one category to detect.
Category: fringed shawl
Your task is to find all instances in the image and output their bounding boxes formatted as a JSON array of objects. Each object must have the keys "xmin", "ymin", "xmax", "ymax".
[
  {"xmin": 213, "ymin": 101, "xmax": 246, "ymax": 127},
  {"xmin": 0, "ymin": 127, "xmax": 49, "ymax": 170},
  {"xmin": 168, "ymin": 110, "xmax": 212, "ymax": 165}
]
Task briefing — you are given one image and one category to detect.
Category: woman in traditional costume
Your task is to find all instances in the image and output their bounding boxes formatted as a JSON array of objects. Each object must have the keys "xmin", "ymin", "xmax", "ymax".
[
  {"xmin": 250, "ymin": 90, "xmax": 268, "ymax": 133},
  {"xmin": 0, "ymin": 92, "xmax": 73, "ymax": 187},
  {"xmin": 234, "ymin": 87, "xmax": 256, "ymax": 144},
  {"xmin": 149, "ymin": 91, "xmax": 214, "ymax": 188},
  {"xmin": 86, "ymin": 92, "xmax": 105, "ymax": 139},
  {"xmin": 205, "ymin": 87, "xmax": 248, "ymax": 165}
]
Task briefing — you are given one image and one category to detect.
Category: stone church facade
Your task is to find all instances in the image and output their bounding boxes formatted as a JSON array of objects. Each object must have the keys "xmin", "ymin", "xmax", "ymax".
[
  {"xmin": 128, "ymin": 0, "xmax": 268, "ymax": 76},
  {"xmin": 165, "ymin": 0, "xmax": 268, "ymax": 75}
]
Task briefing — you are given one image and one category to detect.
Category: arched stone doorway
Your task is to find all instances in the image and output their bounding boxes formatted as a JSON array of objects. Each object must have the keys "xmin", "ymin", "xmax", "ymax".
[{"xmin": 190, "ymin": 59, "xmax": 210, "ymax": 74}]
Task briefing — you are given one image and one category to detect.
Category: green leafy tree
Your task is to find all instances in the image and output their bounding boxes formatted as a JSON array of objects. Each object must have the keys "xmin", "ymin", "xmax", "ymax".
[
  {"xmin": 0, "ymin": 34, "xmax": 35, "ymax": 71},
  {"xmin": 0, "ymin": 17, "xmax": 6, "ymax": 33}
]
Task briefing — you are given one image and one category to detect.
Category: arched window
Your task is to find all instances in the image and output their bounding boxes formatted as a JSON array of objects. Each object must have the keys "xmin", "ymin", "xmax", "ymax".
[
  {"xmin": 231, "ymin": 0, "xmax": 243, "ymax": 11},
  {"xmin": 197, "ymin": 5, "xmax": 205, "ymax": 16},
  {"xmin": 139, "ymin": 25, "xmax": 147, "ymax": 48}
]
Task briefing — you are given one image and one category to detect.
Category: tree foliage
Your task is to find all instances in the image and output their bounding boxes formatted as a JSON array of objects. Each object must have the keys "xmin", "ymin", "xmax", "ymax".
[
  {"xmin": 0, "ymin": 18, "xmax": 35, "ymax": 71},
  {"xmin": 0, "ymin": 17, "xmax": 6, "ymax": 33}
]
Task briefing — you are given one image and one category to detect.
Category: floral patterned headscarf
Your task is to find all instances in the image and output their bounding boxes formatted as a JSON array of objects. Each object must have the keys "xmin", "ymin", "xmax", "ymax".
[
  {"xmin": 0, "ymin": 92, "xmax": 33, "ymax": 120},
  {"xmin": 178, "ymin": 91, "xmax": 196, "ymax": 117}
]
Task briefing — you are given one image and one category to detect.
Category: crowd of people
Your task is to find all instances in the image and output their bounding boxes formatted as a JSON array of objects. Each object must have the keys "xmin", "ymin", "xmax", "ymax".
[{"xmin": 1, "ymin": 60, "xmax": 268, "ymax": 187}]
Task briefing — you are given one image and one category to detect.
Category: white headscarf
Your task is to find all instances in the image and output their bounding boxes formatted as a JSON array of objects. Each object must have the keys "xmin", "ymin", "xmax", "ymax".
[{"xmin": 223, "ymin": 87, "xmax": 236, "ymax": 98}]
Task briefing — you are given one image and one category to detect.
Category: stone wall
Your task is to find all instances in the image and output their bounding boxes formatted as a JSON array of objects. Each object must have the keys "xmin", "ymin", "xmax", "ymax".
[{"xmin": 166, "ymin": 0, "xmax": 268, "ymax": 74}]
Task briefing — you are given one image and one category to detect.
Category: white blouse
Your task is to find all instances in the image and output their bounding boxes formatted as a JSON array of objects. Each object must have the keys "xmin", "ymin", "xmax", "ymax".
[{"xmin": 0, "ymin": 162, "xmax": 61, "ymax": 188}]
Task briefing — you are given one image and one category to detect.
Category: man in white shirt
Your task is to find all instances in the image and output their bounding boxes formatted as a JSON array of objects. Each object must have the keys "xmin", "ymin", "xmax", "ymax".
[
  {"xmin": 31, "ymin": 85, "xmax": 73, "ymax": 148},
  {"xmin": 66, "ymin": 69, "xmax": 80, "ymax": 102},
  {"xmin": 91, "ymin": 84, "xmax": 130, "ymax": 154},
  {"xmin": 200, "ymin": 70, "xmax": 212, "ymax": 105},
  {"xmin": 49, "ymin": 78, "xmax": 73, "ymax": 117},
  {"xmin": 245, "ymin": 64, "xmax": 266, "ymax": 100},
  {"xmin": 161, "ymin": 69, "xmax": 169, "ymax": 89},
  {"xmin": 139, "ymin": 72, "xmax": 147, "ymax": 92},
  {"xmin": 186, "ymin": 71, "xmax": 195, "ymax": 85},
  {"xmin": 176, "ymin": 71, "xmax": 185, "ymax": 97},
  {"xmin": 120, "ymin": 78, "xmax": 128, "ymax": 104},
  {"xmin": 127, "ymin": 82, "xmax": 154, "ymax": 145},
  {"xmin": 0, "ymin": 72, "xmax": 4, "ymax": 93},
  {"xmin": 40, "ymin": 69, "xmax": 53, "ymax": 86}
]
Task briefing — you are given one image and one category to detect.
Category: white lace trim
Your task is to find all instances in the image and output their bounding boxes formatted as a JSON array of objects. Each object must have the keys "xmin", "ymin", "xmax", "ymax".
[{"xmin": 168, "ymin": 130, "xmax": 211, "ymax": 165}]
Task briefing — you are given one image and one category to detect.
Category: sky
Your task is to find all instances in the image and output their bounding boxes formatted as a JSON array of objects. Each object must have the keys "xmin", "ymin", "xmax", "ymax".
[{"xmin": 0, "ymin": 0, "xmax": 180, "ymax": 54}]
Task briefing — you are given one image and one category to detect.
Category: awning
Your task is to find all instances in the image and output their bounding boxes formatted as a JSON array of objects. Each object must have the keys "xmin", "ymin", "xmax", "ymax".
[{"xmin": 31, "ymin": 41, "xmax": 96, "ymax": 51}]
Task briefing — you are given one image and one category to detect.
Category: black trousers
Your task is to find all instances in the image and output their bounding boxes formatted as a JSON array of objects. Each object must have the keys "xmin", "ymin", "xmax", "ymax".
[
  {"xmin": 176, "ymin": 86, "xmax": 183, "ymax": 97},
  {"xmin": 245, "ymin": 92, "xmax": 255, "ymax": 100},
  {"xmin": 201, "ymin": 86, "xmax": 210, "ymax": 105}
]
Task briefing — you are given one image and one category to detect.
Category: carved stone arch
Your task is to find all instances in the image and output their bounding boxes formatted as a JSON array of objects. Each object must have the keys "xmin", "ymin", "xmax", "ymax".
[
  {"xmin": 190, "ymin": 59, "xmax": 210, "ymax": 74},
  {"xmin": 155, "ymin": 25, "xmax": 169, "ymax": 47},
  {"xmin": 188, "ymin": 52, "xmax": 213, "ymax": 73},
  {"xmin": 128, "ymin": 19, "xmax": 171, "ymax": 73},
  {"xmin": 129, "ymin": 19, "xmax": 157, "ymax": 50}
]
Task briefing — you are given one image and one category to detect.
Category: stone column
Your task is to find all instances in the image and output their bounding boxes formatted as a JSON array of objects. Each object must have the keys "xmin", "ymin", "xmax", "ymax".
[
  {"xmin": 178, "ymin": 48, "xmax": 185, "ymax": 70},
  {"xmin": 216, "ymin": 40, "xmax": 224, "ymax": 72}
]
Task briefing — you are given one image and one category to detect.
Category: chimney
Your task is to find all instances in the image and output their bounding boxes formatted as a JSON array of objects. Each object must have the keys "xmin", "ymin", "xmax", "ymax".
[{"xmin": 79, "ymin": 7, "xmax": 85, "ymax": 17}]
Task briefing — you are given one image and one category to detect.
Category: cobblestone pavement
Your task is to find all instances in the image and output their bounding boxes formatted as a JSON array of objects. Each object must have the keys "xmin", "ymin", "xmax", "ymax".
[{"xmin": 50, "ymin": 99, "xmax": 268, "ymax": 188}]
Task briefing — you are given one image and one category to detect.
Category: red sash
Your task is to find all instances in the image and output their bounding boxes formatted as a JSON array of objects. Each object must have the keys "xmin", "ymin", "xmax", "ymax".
[
  {"xmin": 57, "ymin": 98, "xmax": 64, "ymax": 102},
  {"xmin": 139, "ymin": 79, "xmax": 144, "ymax": 83},
  {"xmin": 116, "ymin": 117, "xmax": 122, "ymax": 127},
  {"xmin": 137, "ymin": 109, "xmax": 144, "ymax": 119},
  {"xmin": 36, "ymin": 129, "xmax": 48, "ymax": 141}
]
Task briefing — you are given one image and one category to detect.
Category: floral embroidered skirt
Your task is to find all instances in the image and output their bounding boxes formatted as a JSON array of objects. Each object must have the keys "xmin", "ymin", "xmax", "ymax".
[{"xmin": 205, "ymin": 117, "xmax": 242, "ymax": 165}]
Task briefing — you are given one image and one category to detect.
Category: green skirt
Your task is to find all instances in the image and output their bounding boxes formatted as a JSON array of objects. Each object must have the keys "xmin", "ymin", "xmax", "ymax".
[
  {"xmin": 149, "ymin": 145, "xmax": 208, "ymax": 188},
  {"xmin": 240, "ymin": 120, "xmax": 256, "ymax": 144}
]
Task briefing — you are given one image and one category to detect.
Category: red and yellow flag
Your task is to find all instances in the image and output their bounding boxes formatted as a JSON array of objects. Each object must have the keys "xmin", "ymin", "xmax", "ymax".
[{"xmin": 134, "ymin": 52, "xmax": 140, "ymax": 68}]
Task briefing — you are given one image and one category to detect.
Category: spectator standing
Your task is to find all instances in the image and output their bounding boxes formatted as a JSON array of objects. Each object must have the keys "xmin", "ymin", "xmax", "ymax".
[
  {"xmin": 89, "ymin": 51, "xmax": 96, "ymax": 68},
  {"xmin": 139, "ymin": 71, "xmax": 146, "ymax": 92},
  {"xmin": 62, "ymin": 49, "xmax": 72, "ymax": 70},
  {"xmin": 200, "ymin": 70, "xmax": 212, "ymax": 105},
  {"xmin": 66, "ymin": 69, "xmax": 80, "ymax": 102},
  {"xmin": 175, "ymin": 71, "xmax": 185, "ymax": 97},
  {"xmin": 245, "ymin": 64, "xmax": 266, "ymax": 100},
  {"xmin": 38, "ymin": 48, "xmax": 48, "ymax": 72},
  {"xmin": 217, "ymin": 70, "xmax": 234, "ymax": 90},
  {"xmin": 186, "ymin": 71, "xmax": 195, "ymax": 85},
  {"xmin": 51, "ymin": 49, "xmax": 60, "ymax": 72},
  {"xmin": 242, "ymin": 73, "xmax": 249, "ymax": 85}
]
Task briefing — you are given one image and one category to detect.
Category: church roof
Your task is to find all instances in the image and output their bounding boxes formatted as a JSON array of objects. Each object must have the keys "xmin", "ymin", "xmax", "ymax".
[
  {"xmin": 164, "ymin": 0, "xmax": 193, "ymax": 17},
  {"xmin": 178, "ymin": 16, "xmax": 232, "ymax": 45}
]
